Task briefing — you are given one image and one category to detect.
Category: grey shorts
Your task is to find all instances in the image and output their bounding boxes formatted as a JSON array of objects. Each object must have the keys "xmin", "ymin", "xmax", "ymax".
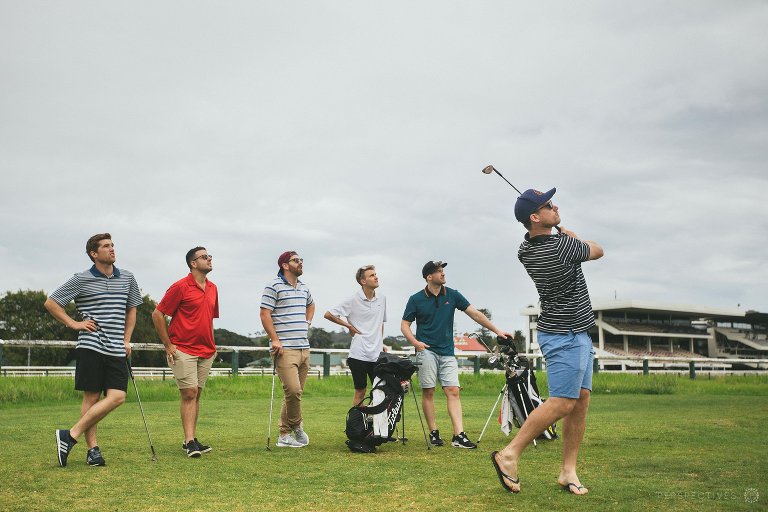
[{"xmin": 416, "ymin": 350, "xmax": 460, "ymax": 388}]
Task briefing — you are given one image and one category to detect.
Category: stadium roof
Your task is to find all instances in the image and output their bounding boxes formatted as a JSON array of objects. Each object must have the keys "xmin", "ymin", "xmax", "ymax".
[{"xmin": 521, "ymin": 300, "xmax": 746, "ymax": 319}]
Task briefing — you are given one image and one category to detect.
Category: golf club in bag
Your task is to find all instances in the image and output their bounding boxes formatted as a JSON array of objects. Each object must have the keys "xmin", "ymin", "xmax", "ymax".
[
  {"xmin": 126, "ymin": 358, "xmax": 157, "ymax": 462},
  {"xmin": 472, "ymin": 335, "xmax": 557, "ymax": 446},
  {"xmin": 345, "ymin": 352, "xmax": 430, "ymax": 453}
]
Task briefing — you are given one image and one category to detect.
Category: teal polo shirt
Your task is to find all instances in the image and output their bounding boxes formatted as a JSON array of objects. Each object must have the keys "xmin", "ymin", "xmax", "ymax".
[{"xmin": 402, "ymin": 286, "xmax": 470, "ymax": 356}]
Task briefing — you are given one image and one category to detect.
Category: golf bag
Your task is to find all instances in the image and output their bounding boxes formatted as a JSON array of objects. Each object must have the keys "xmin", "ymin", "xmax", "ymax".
[
  {"xmin": 345, "ymin": 353, "xmax": 419, "ymax": 453},
  {"xmin": 500, "ymin": 367, "xmax": 557, "ymax": 440}
]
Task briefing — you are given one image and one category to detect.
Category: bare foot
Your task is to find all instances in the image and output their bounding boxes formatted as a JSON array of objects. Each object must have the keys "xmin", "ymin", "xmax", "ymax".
[
  {"xmin": 492, "ymin": 451, "xmax": 521, "ymax": 493},
  {"xmin": 558, "ymin": 473, "xmax": 588, "ymax": 495}
]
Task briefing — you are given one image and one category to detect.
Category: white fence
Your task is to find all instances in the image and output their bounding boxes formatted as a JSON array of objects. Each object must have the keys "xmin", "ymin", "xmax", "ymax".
[{"xmin": 1, "ymin": 339, "xmax": 767, "ymax": 378}]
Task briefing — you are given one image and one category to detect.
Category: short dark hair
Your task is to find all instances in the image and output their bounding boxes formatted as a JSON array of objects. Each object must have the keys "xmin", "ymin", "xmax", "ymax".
[
  {"xmin": 522, "ymin": 217, "xmax": 532, "ymax": 230},
  {"xmin": 186, "ymin": 246, "xmax": 207, "ymax": 269},
  {"xmin": 86, "ymin": 233, "xmax": 112, "ymax": 262},
  {"xmin": 356, "ymin": 265, "xmax": 375, "ymax": 285}
]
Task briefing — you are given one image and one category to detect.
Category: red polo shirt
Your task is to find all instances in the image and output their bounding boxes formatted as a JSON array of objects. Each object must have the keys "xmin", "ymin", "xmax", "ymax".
[{"xmin": 157, "ymin": 274, "xmax": 219, "ymax": 358}]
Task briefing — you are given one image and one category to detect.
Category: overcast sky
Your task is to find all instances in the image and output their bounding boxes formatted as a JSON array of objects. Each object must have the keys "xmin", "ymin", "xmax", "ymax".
[{"xmin": 1, "ymin": 1, "xmax": 766, "ymax": 340}]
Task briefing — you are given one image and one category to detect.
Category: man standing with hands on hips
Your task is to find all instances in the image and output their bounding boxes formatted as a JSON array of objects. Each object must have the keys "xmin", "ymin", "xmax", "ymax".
[
  {"xmin": 324, "ymin": 264, "xmax": 387, "ymax": 405},
  {"xmin": 491, "ymin": 188, "xmax": 603, "ymax": 495},
  {"xmin": 401, "ymin": 260, "xmax": 514, "ymax": 449},
  {"xmin": 152, "ymin": 246, "xmax": 219, "ymax": 458},
  {"xmin": 260, "ymin": 251, "xmax": 315, "ymax": 448},
  {"xmin": 46, "ymin": 233, "xmax": 143, "ymax": 467}
]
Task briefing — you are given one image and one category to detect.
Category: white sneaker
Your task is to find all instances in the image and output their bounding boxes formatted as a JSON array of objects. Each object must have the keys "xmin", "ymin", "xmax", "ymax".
[
  {"xmin": 276, "ymin": 433, "xmax": 304, "ymax": 448},
  {"xmin": 293, "ymin": 427, "xmax": 309, "ymax": 446}
]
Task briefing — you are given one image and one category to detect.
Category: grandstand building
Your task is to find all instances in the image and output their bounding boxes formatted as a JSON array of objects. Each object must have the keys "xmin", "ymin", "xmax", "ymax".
[{"xmin": 521, "ymin": 300, "xmax": 768, "ymax": 367}]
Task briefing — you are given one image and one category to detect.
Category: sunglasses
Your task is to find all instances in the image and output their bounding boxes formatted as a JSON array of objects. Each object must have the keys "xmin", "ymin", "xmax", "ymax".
[
  {"xmin": 536, "ymin": 201, "xmax": 554, "ymax": 212},
  {"xmin": 289, "ymin": 258, "xmax": 304, "ymax": 264},
  {"xmin": 192, "ymin": 254, "xmax": 213, "ymax": 262}
]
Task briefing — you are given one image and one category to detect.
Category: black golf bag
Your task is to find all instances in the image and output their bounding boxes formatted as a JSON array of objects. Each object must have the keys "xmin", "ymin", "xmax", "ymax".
[
  {"xmin": 502, "ymin": 367, "xmax": 557, "ymax": 440},
  {"xmin": 345, "ymin": 353, "xmax": 419, "ymax": 453}
]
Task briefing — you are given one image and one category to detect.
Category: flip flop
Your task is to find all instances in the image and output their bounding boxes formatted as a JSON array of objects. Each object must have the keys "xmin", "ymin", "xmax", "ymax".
[
  {"xmin": 561, "ymin": 482, "xmax": 588, "ymax": 495},
  {"xmin": 490, "ymin": 451, "xmax": 520, "ymax": 493}
]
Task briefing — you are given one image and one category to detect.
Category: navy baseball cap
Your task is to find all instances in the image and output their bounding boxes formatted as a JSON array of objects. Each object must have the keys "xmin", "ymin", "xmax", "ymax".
[{"xmin": 514, "ymin": 188, "xmax": 556, "ymax": 223}]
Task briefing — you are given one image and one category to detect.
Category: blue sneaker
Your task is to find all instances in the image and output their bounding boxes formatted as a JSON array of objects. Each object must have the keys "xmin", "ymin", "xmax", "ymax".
[
  {"xmin": 55, "ymin": 429, "xmax": 77, "ymax": 467},
  {"xmin": 86, "ymin": 446, "xmax": 106, "ymax": 466}
]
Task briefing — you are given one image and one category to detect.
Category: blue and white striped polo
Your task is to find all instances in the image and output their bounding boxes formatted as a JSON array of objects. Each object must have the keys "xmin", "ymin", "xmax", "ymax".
[
  {"xmin": 260, "ymin": 273, "xmax": 314, "ymax": 349},
  {"xmin": 49, "ymin": 265, "xmax": 143, "ymax": 357}
]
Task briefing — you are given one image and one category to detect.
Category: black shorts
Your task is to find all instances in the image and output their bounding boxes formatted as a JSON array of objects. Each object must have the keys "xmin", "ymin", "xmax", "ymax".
[
  {"xmin": 347, "ymin": 357, "xmax": 377, "ymax": 390},
  {"xmin": 75, "ymin": 348, "xmax": 129, "ymax": 394}
]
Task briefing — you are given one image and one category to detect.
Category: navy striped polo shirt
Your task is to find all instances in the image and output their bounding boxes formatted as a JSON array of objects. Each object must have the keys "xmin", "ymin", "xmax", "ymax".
[
  {"xmin": 518, "ymin": 233, "xmax": 595, "ymax": 333},
  {"xmin": 49, "ymin": 265, "xmax": 144, "ymax": 357}
]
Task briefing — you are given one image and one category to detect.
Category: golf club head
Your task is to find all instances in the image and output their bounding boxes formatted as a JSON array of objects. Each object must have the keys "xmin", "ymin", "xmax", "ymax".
[{"xmin": 481, "ymin": 165, "xmax": 496, "ymax": 175}]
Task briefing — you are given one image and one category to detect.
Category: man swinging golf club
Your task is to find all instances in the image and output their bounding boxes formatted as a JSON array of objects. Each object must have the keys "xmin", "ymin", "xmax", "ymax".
[
  {"xmin": 260, "ymin": 251, "xmax": 315, "ymax": 448},
  {"xmin": 45, "ymin": 233, "xmax": 143, "ymax": 467},
  {"xmin": 491, "ymin": 188, "xmax": 603, "ymax": 495}
]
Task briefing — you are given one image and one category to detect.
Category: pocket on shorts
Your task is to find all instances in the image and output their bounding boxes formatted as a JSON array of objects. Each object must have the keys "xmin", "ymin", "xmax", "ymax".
[{"xmin": 170, "ymin": 349, "xmax": 183, "ymax": 366}]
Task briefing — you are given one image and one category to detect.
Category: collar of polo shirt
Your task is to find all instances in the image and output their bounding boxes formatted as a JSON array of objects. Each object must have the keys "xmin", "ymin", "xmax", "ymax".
[
  {"xmin": 423, "ymin": 285, "xmax": 446, "ymax": 297},
  {"xmin": 89, "ymin": 264, "xmax": 121, "ymax": 278},
  {"xmin": 277, "ymin": 272, "xmax": 303, "ymax": 288},
  {"xmin": 356, "ymin": 288, "xmax": 377, "ymax": 302}
]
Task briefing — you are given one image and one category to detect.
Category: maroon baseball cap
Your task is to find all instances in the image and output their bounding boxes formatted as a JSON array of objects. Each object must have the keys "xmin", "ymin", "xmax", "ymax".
[{"xmin": 278, "ymin": 251, "xmax": 297, "ymax": 268}]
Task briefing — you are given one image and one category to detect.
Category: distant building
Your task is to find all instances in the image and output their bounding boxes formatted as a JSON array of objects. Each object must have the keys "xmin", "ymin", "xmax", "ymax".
[
  {"xmin": 521, "ymin": 300, "xmax": 768, "ymax": 360},
  {"xmin": 452, "ymin": 335, "xmax": 488, "ymax": 367}
]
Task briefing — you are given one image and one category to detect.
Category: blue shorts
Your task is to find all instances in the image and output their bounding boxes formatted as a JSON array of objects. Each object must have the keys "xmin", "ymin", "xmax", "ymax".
[
  {"xmin": 416, "ymin": 350, "xmax": 460, "ymax": 388},
  {"xmin": 538, "ymin": 330, "xmax": 595, "ymax": 399}
]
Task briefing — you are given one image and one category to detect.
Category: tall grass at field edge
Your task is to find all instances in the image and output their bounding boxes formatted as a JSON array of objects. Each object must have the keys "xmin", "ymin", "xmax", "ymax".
[{"xmin": 1, "ymin": 373, "xmax": 766, "ymax": 406}]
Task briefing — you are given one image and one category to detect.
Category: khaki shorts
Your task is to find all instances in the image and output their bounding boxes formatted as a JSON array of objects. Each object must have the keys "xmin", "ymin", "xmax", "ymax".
[{"xmin": 171, "ymin": 349, "xmax": 216, "ymax": 390}]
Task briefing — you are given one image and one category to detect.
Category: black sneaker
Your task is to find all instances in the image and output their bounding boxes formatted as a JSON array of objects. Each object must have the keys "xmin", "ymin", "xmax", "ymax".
[
  {"xmin": 429, "ymin": 430, "xmax": 445, "ymax": 447},
  {"xmin": 55, "ymin": 429, "xmax": 77, "ymax": 467},
  {"xmin": 185, "ymin": 440, "xmax": 201, "ymax": 458},
  {"xmin": 451, "ymin": 431, "xmax": 477, "ymax": 449},
  {"xmin": 86, "ymin": 446, "xmax": 106, "ymax": 466},
  {"xmin": 194, "ymin": 438, "xmax": 212, "ymax": 454}
]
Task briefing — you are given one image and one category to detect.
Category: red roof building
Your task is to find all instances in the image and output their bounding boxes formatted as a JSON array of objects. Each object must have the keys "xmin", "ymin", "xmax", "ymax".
[{"xmin": 453, "ymin": 335, "xmax": 487, "ymax": 355}]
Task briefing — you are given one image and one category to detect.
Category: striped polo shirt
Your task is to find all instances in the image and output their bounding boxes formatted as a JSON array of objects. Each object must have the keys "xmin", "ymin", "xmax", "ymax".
[
  {"xmin": 518, "ymin": 233, "xmax": 595, "ymax": 334},
  {"xmin": 260, "ymin": 273, "xmax": 314, "ymax": 349},
  {"xmin": 49, "ymin": 265, "xmax": 143, "ymax": 357}
]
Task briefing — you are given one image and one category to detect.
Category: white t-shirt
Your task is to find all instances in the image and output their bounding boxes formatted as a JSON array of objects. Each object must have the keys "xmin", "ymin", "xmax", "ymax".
[{"xmin": 328, "ymin": 289, "xmax": 387, "ymax": 362}]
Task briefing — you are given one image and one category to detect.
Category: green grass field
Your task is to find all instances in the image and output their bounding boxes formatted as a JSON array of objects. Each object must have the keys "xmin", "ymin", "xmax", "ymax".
[{"xmin": 1, "ymin": 374, "xmax": 766, "ymax": 511}]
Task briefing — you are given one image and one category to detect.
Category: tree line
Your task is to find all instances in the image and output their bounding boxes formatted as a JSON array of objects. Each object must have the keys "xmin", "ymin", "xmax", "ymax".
[{"xmin": 0, "ymin": 290, "xmax": 425, "ymax": 368}]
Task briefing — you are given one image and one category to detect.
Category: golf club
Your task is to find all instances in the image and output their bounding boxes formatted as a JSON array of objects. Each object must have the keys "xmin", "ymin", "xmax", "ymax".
[
  {"xmin": 482, "ymin": 164, "xmax": 561, "ymax": 232},
  {"xmin": 410, "ymin": 377, "xmax": 431, "ymax": 451},
  {"xmin": 481, "ymin": 165, "xmax": 523, "ymax": 195},
  {"xmin": 266, "ymin": 355, "xmax": 277, "ymax": 451},
  {"xmin": 126, "ymin": 358, "xmax": 157, "ymax": 462}
]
